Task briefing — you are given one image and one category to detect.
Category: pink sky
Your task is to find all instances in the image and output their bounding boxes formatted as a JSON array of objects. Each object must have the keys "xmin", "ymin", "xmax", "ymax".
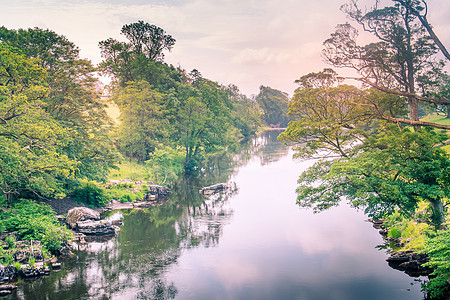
[{"xmin": 1, "ymin": 0, "xmax": 449, "ymax": 96}]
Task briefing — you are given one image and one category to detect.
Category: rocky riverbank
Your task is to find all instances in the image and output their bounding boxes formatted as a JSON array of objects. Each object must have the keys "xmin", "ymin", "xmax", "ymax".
[
  {"xmin": 370, "ymin": 218, "xmax": 433, "ymax": 277},
  {"xmin": 0, "ymin": 182, "xmax": 171, "ymax": 296},
  {"xmin": 0, "ymin": 181, "xmax": 235, "ymax": 296}
]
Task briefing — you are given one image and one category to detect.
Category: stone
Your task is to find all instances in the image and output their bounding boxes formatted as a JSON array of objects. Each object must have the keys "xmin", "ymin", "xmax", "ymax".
[
  {"xmin": 386, "ymin": 251, "xmax": 432, "ymax": 277},
  {"xmin": 75, "ymin": 220, "xmax": 117, "ymax": 236},
  {"xmin": 0, "ymin": 290, "xmax": 11, "ymax": 296},
  {"xmin": 145, "ymin": 184, "xmax": 169, "ymax": 197},
  {"xmin": 199, "ymin": 182, "xmax": 236, "ymax": 195},
  {"xmin": 66, "ymin": 207, "xmax": 100, "ymax": 229},
  {"xmin": 0, "ymin": 266, "xmax": 18, "ymax": 283},
  {"xmin": 0, "ymin": 284, "xmax": 17, "ymax": 292},
  {"xmin": 58, "ymin": 244, "xmax": 73, "ymax": 257},
  {"xmin": 19, "ymin": 266, "xmax": 44, "ymax": 278}
]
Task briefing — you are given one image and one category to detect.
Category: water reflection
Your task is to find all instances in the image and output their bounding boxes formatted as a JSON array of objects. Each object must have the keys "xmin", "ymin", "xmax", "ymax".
[{"xmin": 9, "ymin": 130, "xmax": 424, "ymax": 300}]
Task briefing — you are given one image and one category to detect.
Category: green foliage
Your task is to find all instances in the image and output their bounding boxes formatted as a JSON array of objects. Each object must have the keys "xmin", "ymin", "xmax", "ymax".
[
  {"xmin": 388, "ymin": 227, "xmax": 402, "ymax": 239},
  {"xmin": 104, "ymin": 186, "xmax": 143, "ymax": 203},
  {"xmin": 290, "ymin": 126, "xmax": 450, "ymax": 227},
  {"xmin": 28, "ymin": 257, "xmax": 35, "ymax": 267},
  {"xmin": 100, "ymin": 22, "xmax": 263, "ymax": 173},
  {"xmin": 0, "ymin": 200, "xmax": 72, "ymax": 253},
  {"xmin": 423, "ymin": 230, "xmax": 450, "ymax": 299},
  {"xmin": 255, "ymin": 85, "xmax": 291, "ymax": 128},
  {"xmin": 146, "ymin": 146, "xmax": 184, "ymax": 185},
  {"xmin": 13, "ymin": 261, "xmax": 21, "ymax": 270},
  {"xmin": 0, "ymin": 26, "xmax": 117, "ymax": 183},
  {"xmin": 112, "ymin": 81, "xmax": 170, "ymax": 163},
  {"xmin": 71, "ymin": 180, "xmax": 109, "ymax": 207},
  {"xmin": 0, "ymin": 43, "xmax": 76, "ymax": 202},
  {"xmin": 4, "ymin": 235, "xmax": 15, "ymax": 249}
]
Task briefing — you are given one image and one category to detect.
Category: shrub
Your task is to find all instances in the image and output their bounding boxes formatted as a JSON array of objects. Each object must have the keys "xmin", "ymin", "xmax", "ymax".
[
  {"xmin": 104, "ymin": 188, "xmax": 143, "ymax": 203},
  {"xmin": 71, "ymin": 180, "xmax": 109, "ymax": 207},
  {"xmin": 42, "ymin": 226, "xmax": 71, "ymax": 253},
  {"xmin": 388, "ymin": 227, "xmax": 402, "ymax": 239},
  {"xmin": 13, "ymin": 261, "xmax": 21, "ymax": 271},
  {"xmin": 28, "ymin": 257, "xmax": 35, "ymax": 267},
  {"xmin": 423, "ymin": 230, "xmax": 450, "ymax": 299},
  {"xmin": 5, "ymin": 235, "xmax": 16, "ymax": 249},
  {"xmin": 0, "ymin": 200, "xmax": 72, "ymax": 253}
]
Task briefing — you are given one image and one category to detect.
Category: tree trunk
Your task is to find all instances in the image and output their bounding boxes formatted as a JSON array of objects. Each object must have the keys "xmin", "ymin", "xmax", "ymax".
[
  {"xmin": 447, "ymin": 105, "xmax": 450, "ymax": 119},
  {"xmin": 429, "ymin": 199, "xmax": 446, "ymax": 228}
]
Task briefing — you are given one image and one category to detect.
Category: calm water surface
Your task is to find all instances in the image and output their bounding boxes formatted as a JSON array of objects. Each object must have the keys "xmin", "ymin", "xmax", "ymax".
[{"xmin": 11, "ymin": 130, "xmax": 425, "ymax": 299}]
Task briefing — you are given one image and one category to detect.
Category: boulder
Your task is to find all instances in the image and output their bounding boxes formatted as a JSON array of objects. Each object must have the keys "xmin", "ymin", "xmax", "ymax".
[
  {"xmin": 19, "ymin": 266, "xmax": 46, "ymax": 278},
  {"xmin": 66, "ymin": 207, "xmax": 100, "ymax": 229},
  {"xmin": 0, "ymin": 284, "xmax": 17, "ymax": 296},
  {"xmin": 0, "ymin": 266, "xmax": 18, "ymax": 283},
  {"xmin": 199, "ymin": 182, "xmax": 236, "ymax": 195},
  {"xmin": 75, "ymin": 220, "xmax": 117, "ymax": 236},
  {"xmin": 146, "ymin": 184, "xmax": 169, "ymax": 197},
  {"xmin": 386, "ymin": 251, "xmax": 432, "ymax": 277}
]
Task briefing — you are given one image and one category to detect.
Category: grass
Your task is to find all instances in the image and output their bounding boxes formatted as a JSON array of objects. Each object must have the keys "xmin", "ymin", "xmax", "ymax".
[
  {"xmin": 421, "ymin": 113, "xmax": 450, "ymax": 153},
  {"xmin": 421, "ymin": 113, "xmax": 450, "ymax": 126},
  {"xmin": 109, "ymin": 160, "xmax": 152, "ymax": 181}
]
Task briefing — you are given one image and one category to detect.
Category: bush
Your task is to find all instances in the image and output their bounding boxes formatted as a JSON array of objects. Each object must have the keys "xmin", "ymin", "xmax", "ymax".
[
  {"xmin": 13, "ymin": 261, "xmax": 21, "ymax": 271},
  {"xmin": 146, "ymin": 147, "xmax": 184, "ymax": 184},
  {"xmin": 71, "ymin": 180, "xmax": 109, "ymax": 207},
  {"xmin": 5, "ymin": 235, "xmax": 15, "ymax": 249},
  {"xmin": 42, "ymin": 226, "xmax": 71, "ymax": 253},
  {"xmin": 388, "ymin": 227, "xmax": 402, "ymax": 239},
  {"xmin": 0, "ymin": 200, "xmax": 72, "ymax": 253},
  {"xmin": 104, "ymin": 188, "xmax": 143, "ymax": 203},
  {"xmin": 422, "ymin": 230, "xmax": 450, "ymax": 299}
]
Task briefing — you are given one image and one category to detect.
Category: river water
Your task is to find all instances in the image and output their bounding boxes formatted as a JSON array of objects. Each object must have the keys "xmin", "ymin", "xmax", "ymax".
[{"xmin": 11, "ymin": 130, "xmax": 425, "ymax": 299}]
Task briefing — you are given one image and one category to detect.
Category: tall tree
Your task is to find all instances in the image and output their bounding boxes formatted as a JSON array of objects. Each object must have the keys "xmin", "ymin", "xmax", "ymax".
[
  {"xmin": 255, "ymin": 85, "xmax": 291, "ymax": 128},
  {"xmin": 0, "ymin": 43, "xmax": 75, "ymax": 202},
  {"xmin": 121, "ymin": 20, "xmax": 175, "ymax": 61},
  {"xmin": 0, "ymin": 27, "xmax": 117, "ymax": 181},
  {"xmin": 112, "ymin": 81, "xmax": 170, "ymax": 163},
  {"xmin": 322, "ymin": 1, "xmax": 450, "ymax": 129}
]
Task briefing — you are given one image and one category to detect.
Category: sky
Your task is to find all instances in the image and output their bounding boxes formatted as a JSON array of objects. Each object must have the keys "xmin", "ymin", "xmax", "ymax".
[{"xmin": 1, "ymin": 0, "xmax": 449, "ymax": 96}]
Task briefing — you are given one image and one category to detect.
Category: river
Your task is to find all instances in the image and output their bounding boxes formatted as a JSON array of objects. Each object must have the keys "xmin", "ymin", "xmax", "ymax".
[{"xmin": 10, "ymin": 130, "xmax": 425, "ymax": 299}]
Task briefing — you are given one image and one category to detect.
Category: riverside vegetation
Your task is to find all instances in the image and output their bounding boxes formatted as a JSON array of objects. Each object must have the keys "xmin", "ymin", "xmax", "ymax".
[{"xmin": 0, "ymin": 0, "xmax": 449, "ymax": 298}]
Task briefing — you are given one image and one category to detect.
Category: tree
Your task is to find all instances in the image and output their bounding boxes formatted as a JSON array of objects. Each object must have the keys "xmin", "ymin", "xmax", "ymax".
[
  {"xmin": 0, "ymin": 43, "xmax": 75, "ymax": 202},
  {"xmin": 121, "ymin": 20, "xmax": 175, "ymax": 61},
  {"xmin": 100, "ymin": 21, "xmax": 263, "ymax": 172},
  {"xmin": 255, "ymin": 85, "xmax": 292, "ymax": 128},
  {"xmin": 280, "ymin": 69, "xmax": 406, "ymax": 159},
  {"xmin": 0, "ymin": 27, "xmax": 117, "ymax": 181},
  {"xmin": 226, "ymin": 84, "xmax": 263, "ymax": 138},
  {"xmin": 99, "ymin": 21, "xmax": 177, "ymax": 88},
  {"xmin": 289, "ymin": 126, "xmax": 449, "ymax": 227},
  {"xmin": 113, "ymin": 81, "xmax": 170, "ymax": 163},
  {"xmin": 280, "ymin": 0, "xmax": 450, "ymax": 227},
  {"xmin": 322, "ymin": 1, "xmax": 450, "ymax": 129},
  {"xmin": 178, "ymin": 79, "xmax": 234, "ymax": 171}
]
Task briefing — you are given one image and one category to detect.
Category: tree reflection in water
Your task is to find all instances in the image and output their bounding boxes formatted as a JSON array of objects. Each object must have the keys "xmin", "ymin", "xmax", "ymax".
[{"xmin": 12, "ymin": 130, "xmax": 287, "ymax": 299}]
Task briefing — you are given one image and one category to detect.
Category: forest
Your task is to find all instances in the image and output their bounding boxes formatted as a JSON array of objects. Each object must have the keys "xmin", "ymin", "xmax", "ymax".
[{"xmin": 0, "ymin": 0, "xmax": 449, "ymax": 298}]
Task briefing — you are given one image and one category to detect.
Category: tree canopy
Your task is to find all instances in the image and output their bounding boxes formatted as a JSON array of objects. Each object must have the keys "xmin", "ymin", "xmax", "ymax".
[
  {"xmin": 99, "ymin": 21, "xmax": 263, "ymax": 171},
  {"xmin": 280, "ymin": 0, "xmax": 450, "ymax": 229}
]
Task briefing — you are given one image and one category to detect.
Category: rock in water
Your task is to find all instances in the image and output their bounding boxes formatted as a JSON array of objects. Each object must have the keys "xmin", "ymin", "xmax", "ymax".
[
  {"xmin": 0, "ymin": 266, "xmax": 18, "ymax": 283},
  {"xmin": 66, "ymin": 207, "xmax": 100, "ymax": 229},
  {"xmin": 75, "ymin": 220, "xmax": 117, "ymax": 236},
  {"xmin": 199, "ymin": 182, "xmax": 236, "ymax": 195}
]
